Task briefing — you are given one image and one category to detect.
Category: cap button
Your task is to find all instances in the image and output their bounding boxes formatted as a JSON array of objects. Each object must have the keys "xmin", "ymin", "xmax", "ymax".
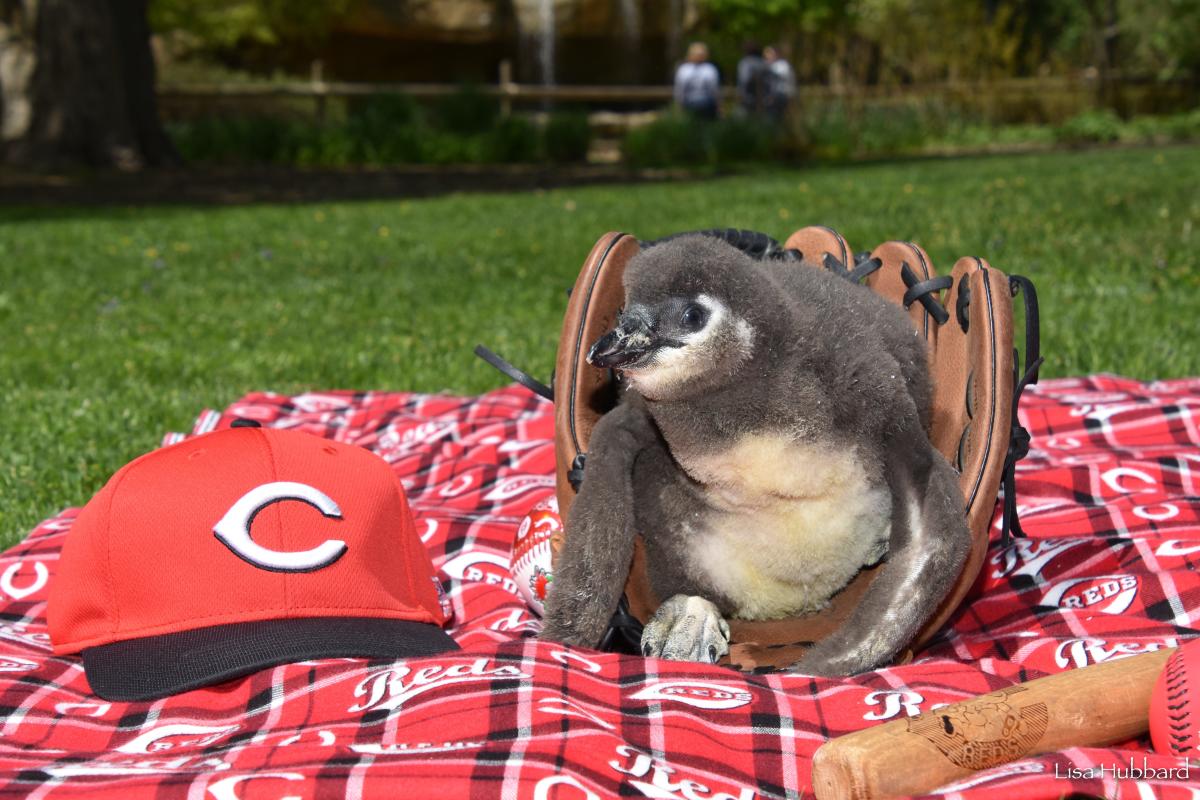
[{"xmin": 230, "ymin": 418, "xmax": 263, "ymax": 429}]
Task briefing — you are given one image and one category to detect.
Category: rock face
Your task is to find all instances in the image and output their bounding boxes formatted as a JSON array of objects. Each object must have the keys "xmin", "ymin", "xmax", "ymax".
[
  {"xmin": 324, "ymin": 0, "xmax": 699, "ymax": 85},
  {"xmin": 339, "ymin": 1, "xmax": 502, "ymax": 43},
  {"xmin": 342, "ymin": 0, "xmax": 689, "ymax": 41}
]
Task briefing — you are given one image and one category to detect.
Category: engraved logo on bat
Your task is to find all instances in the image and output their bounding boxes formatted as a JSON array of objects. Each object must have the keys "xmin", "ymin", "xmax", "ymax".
[{"xmin": 905, "ymin": 686, "xmax": 1049, "ymax": 771}]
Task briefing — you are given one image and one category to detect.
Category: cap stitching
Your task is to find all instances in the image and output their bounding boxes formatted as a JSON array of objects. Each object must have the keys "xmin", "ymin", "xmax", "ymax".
[
  {"xmin": 387, "ymin": 466, "xmax": 423, "ymax": 614},
  {"xmin": 61, "ymin": 605, "xmax": 439, "ymax": 651}
]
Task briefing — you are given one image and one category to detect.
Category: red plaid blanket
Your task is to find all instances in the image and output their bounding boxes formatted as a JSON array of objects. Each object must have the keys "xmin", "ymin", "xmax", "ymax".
[{"xmin": 2, "ymin": 375, "xmax": 1199, "ymax": 799}]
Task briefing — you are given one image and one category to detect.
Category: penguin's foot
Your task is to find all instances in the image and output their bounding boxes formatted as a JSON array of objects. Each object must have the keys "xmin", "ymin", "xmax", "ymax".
[
  {"xmin": 640, "ymin": 594, "xmax": 731, "ymax": 664},
  {"xmin": 789, "ymin": 635, "xmax": 889, "ymax": 677}
]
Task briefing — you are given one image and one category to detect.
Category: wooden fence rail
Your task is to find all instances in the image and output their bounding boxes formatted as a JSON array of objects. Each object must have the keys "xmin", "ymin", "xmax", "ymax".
[
  {"xmin": 160, "ymin": 81, "xmax": 675, "ymax": 102},
  {"xmin": 155, "ymin": 75, "xmax": 1196, "ymax": 126}
]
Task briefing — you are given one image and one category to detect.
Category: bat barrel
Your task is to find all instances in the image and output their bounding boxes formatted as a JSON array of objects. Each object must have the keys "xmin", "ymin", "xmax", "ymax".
[{"xmin": 811, "ymin": 648, "xmax": 1174, "ymax": 800}]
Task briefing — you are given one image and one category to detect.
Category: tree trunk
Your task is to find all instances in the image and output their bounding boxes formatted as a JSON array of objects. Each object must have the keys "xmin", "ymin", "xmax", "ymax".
[
  {"xmin": 0, "ymin": 0, "xmax": 37, "ymax": 147},
  {"xmin": 1, "ymin": 0, "xmax": 176, "ymax": 169}
]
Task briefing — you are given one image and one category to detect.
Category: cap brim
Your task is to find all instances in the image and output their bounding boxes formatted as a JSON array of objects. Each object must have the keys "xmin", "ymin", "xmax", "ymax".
[{"xmin": 81, "ymin": 616, "xmax": 459, "ymax": 702}]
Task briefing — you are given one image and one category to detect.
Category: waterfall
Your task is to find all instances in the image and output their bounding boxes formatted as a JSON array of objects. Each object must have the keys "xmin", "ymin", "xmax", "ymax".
[
  {"xmin": 619, "ymin": 0, "xmax": 641, "ymax": 44},
  {"xmin": 619, "ymin": 0, "xmax": 641, "ymax": 82},
  {"xmin": 538, "ymin": 0, "xmax": 555, "ymax": 87}
]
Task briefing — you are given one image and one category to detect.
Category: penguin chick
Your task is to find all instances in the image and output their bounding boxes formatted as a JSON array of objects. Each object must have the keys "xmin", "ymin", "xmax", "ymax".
[{"xmin": 539, "ymin": 234, "xmax": 970, "ymax": 677}]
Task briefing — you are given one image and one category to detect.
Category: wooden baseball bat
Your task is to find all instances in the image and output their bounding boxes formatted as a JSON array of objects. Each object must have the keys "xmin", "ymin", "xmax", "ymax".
[{"xmin": 811, "ymin": 647, "xmax": 1175, "ymax": 800}]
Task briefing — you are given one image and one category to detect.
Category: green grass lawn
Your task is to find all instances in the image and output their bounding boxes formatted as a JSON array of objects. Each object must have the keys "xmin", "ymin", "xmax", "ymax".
[{"xmin": 2, "ymin": 146, "xmax": 1199, "ymax": 547}]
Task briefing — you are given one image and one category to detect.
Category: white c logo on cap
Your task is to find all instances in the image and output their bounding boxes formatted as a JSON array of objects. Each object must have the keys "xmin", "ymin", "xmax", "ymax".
[{"xmin": 213, "ymin": 481, "xmax": 347, "ymax": 572}]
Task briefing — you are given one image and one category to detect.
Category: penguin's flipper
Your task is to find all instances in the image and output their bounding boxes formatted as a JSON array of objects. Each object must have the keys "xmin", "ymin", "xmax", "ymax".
[
  {"xmin": 790, "ymin": 431, "xmax": 971, "ymax": 677},
  {"xmin": 540, "ymin": 393, "xmax": 661, "ymax": 648}
]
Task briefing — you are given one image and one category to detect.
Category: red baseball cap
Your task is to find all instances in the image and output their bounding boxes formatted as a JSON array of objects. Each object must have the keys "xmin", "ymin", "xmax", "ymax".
[{"xmin": 48, "ymin": 424, "xmax": 457, "ymax": 702}]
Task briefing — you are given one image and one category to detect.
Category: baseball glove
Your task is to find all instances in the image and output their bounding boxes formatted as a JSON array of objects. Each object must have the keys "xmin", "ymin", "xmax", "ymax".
[{"xmin": 480, "ymin": 226, "xmax": 1041, "ymax": 671}]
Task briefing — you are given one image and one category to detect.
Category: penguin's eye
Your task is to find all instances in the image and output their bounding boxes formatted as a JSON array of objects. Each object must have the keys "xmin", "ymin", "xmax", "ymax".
[{"xmin": 679, "ymin": 304, "xmax": 707, "ymax": 332}]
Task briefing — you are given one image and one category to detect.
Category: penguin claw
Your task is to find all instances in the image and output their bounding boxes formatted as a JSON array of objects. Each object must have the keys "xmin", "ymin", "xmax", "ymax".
[{"xmin": 640, "ymin": 594, "xmax": 730, "ymax": 664}]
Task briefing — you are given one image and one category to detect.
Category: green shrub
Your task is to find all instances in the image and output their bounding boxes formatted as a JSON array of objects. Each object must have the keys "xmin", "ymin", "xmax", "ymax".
[
  {"xmin": 419, "ymin": 132, "xmax": 485, "ymax": 165},
  {"xmin": 169, "ymin": 117, "xmax": 298, "ymax": 164},
  {"xmin": 802, "ymin": 104, "xmax": 855, "ymax": 160},
  {"xmin": 711, "ymin": 117, "xmax": 775, "ymax": 163},
  {"xmin": 342, "ymin": 93, "xmax": 424, "ymax": 164},
  {"xmin": 622, "ymin": 113, "xmax": 712, "ymax": 168},
  {"xmin": 543, "ymin": 111, "xmax": 592, "ymax": 163},
  {"xmin": 1111, "ymin": 111, "xmax": 1200, "ymax": 144},
  {"xmin": 483, "ymin": 116, "xmax": 540, "ymax": 163},
  {"xmin": 802, "ymin": 100, "xmax": 942, "ymax": 160},
  {"xmin": 360, "ymin": 128, "xmax": 425, "ymax": 164},
  {"xmin": 855, "ymin": 103, "xmax": 932, "ymax": 156},
  {"xmin": 434, "ymin": 84, "xmax": 500, "ymax": 135},
  {"xmin": 932, "ymin": 122, "xmax": 1056, "ymax": 150},
  {"xmin": 1056, "ymin": 109, "xmax": 1124, "ymax": 145},
  {"xmin": 1149, "ymin": 109, "xmax": 1200, "ymax": 142},
  {"xmin": 292, "ymin": 127, "xmax": 358, "ymax": 167},
  {"xmin": 352, "ymin": 122, "xmax": 424, "ymax": 164},
  {"xmin": 1168, "ymin": 109, "xmax": 1200, "ymax": 141},
  {"xmin": 621, "ymin": 113, "xmax": 795, "ymax": 167},
  {"xmin": 1124, "ymin": 115, "xmax": 1164, "ymax": 143},
  {"xmin": 348, "ymin": 93, "xmax": 420, "ymax": 130},
  {"xmin": 168, "ymin": 98, "xmax": 1200, "ymax": 169}
]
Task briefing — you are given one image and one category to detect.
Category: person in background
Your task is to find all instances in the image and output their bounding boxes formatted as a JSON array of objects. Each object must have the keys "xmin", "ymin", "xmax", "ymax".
[
  {"xmin": 674, "ymin": 42, "xmax": 720, "ymax": 120},
  {"xmin": 736, "ymin": 40, "xmax": 768, "ymax": 117},
  {"xmin": 764, "ymin": 45, "xmax": 796, "ymax": 121}
]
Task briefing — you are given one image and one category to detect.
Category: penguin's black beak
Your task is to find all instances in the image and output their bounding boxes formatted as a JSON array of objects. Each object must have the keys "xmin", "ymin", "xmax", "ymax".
[{"xmin": 587, "ymin": 314, "xmax": 657, "ymax": 369}]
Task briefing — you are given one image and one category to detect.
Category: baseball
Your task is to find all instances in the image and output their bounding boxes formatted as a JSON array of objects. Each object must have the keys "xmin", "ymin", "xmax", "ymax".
[
  {"xmin": 511, "ymin": 496, "xmax": 560, "ymax": 616},
  {"xmin": 1150, "ymin": 640, "xmax": 1200, "ymax": 756}
]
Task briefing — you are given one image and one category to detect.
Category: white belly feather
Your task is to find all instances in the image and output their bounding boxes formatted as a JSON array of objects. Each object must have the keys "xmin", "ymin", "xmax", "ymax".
[{"xmin": 680, "ymin": 434, "xmax": 891, "ymax": 620}]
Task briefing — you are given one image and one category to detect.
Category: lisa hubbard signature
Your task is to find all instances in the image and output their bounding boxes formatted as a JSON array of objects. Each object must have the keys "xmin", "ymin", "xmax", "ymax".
[{"xmin": 1055, "ymin": 757, "xmax": 1192, "ymax": 780}]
